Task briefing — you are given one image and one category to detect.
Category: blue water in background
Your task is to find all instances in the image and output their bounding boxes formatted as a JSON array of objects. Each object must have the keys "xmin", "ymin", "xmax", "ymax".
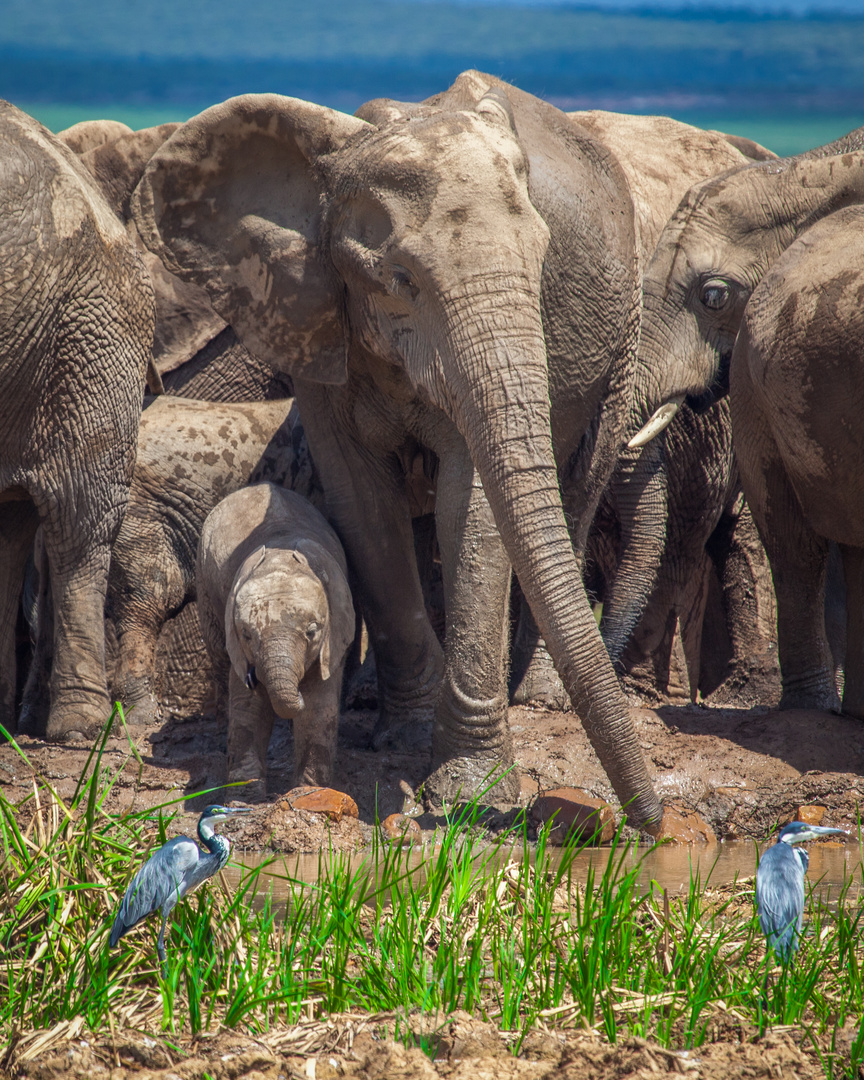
[{"xmin": 3, "ymin": 0, "xmax": 863, "ymax": 151}]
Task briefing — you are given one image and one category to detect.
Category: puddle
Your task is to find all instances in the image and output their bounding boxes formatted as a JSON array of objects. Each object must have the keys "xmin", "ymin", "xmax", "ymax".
[{"xmin": 224, "ymin": 840, "xmax": 864, "ymax": 906}]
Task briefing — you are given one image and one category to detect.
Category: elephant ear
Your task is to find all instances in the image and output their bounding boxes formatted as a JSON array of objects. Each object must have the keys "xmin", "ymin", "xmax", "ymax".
[
  {"xmin": 132, "ymin": 94, "xmax": 372, "ymax": 384},
  {"xmin": 81, "ymin": 123, "xmax": 181, "ymax": 219},
  {"xmin": 319, "ymin": 561, "xmax": 355, "ymax": 683},
  {"xmin": 225, "ymin": 546, "xmax": 267, "ymax": 680}
]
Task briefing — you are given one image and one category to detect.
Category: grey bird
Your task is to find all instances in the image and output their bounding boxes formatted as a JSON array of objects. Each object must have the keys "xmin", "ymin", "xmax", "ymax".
[
  {"xmin": 756, "ymin": 820, "xmax": 847, "ymax": 963},
  {"xmin": 109, "ymin": 804, "xmax": 250, "ymax": 965}
]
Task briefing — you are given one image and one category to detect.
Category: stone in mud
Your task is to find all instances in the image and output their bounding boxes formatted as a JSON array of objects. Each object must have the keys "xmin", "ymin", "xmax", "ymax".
[
  {"xmin": 278, "ymin": 786, "xmax": 359, "ymax": 823},
  {"xmin": 530, "ymin": 788, "xmax": 615, "ymax": 845},
  {"xmin": 381, "ymin": 813, "xmax": 422, "ymax": 846},
  {"xmin": 653, "ymin": 803, "xmax": 717, "ymax": 844},
  {"xmin": 793, "ymin": 804, "xmax": 827, "ymax": 827}
]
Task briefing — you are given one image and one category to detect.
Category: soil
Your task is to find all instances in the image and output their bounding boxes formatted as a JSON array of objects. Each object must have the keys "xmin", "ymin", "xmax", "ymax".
[
  {"xmin": 2, "ymin": 683, "xmax": 862, "ymax": 850},
  {"xmin": 3, "ymin": 1009, "xmax": 843, "ymax": 1080}
]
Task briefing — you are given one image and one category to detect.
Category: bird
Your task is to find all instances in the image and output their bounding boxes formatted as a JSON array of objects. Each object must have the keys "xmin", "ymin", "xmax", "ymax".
[
  {"xmin": 756, "ymin": 820, "xmax": 847, "ymax": 963},
  {"xmin": 109, "ymin": 804, "xmax": 250, "ymax": 965}
]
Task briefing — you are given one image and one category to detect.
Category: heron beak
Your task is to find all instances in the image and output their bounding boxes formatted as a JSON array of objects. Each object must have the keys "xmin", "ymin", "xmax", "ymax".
[
  {"xmin": 792, "ymin": 826, "xmax": 848, "ymax": 843},
  {"xmin": 224, "ymin": 807, "xmax": 253, "ymax": 814}
]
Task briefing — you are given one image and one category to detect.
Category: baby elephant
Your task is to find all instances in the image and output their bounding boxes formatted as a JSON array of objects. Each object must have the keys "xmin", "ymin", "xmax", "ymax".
[{"xmin": 198, "ymin": 483, "xmax": 354, "ymax": 801}]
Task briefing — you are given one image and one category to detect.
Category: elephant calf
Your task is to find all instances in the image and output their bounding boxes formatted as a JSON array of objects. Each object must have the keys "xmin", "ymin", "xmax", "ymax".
[
  {"xmin": 198, "ymin": 483, "xmax": 355, "ymax": 801},
  {"xmin": 107, "ymin": 396, "xmax": 322, "ymax": 724}
]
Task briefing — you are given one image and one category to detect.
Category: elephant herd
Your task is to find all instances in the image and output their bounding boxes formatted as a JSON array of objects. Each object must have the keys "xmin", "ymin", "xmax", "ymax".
[{"xmin": 1, "ymin": 74, "xmax": 862, "ymax": 838}]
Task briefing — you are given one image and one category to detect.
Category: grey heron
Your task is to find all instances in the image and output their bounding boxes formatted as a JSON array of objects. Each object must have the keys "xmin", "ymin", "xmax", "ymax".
[
  {"xmin": 756, "ymin": 820, "xmax": 846, "ymax": 963},
  {"xmin": 109, "ymin": 804, "xmax": 250, "ymax": 965}
]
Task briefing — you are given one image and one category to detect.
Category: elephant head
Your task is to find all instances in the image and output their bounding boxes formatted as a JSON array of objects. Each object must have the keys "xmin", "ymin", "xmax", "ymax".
[
  {"xmin": 132, "ymin": 74, "xmax": 664, "ymax": 830},
  {"xmin": 633, "ymin": 145, "xmax": 864, "ymax": 435},
  {"xmin": 226, "ymin": 545, "xmax": 351, "ymax": 718}
]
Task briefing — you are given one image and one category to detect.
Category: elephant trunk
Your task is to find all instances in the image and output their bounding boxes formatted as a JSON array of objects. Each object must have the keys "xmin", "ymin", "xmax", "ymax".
[
  {"xmin": 443, "ymin": 281, "xmax": 663, "ymax": 830},
  {"xmin": 600, "ymin": 437, "xmax": 668, "ymax": 666},
  {"xmin": 257, "ymin": 648, "xmax": 305, "ymax": 719}
]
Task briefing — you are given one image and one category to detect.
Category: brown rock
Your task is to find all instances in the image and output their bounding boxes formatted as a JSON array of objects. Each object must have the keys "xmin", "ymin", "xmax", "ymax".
[
  {"xmin": 793, "ymin": 804, "xmax": 826, "ymax": 827},
  {"xmin": 651, "ymin": 803, "xmax": 717, "ymax": 844},
  {"xmin": 278, "ymin": 786, "xmax": 359, "ymax": 823},
  {"xmin": 381, "ymin": 813, "xmax": 422, "ymax": 846},
  {"xmin": 530, "ymin": 788, "xmax": 615, "ymax": 845}
]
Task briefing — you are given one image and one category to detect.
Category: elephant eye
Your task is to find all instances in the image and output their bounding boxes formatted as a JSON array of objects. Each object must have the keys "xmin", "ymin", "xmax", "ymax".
[
  {"xmin": 390, "ymin": 265, "xmax": 419, "ymax": 301},
  {"xmin": 700, "ymin": 280, "xmax": 731, "ymax": 310},
  {"xmin": 306, "ymin": 623, "xmax": 320, "ymax": 641}
]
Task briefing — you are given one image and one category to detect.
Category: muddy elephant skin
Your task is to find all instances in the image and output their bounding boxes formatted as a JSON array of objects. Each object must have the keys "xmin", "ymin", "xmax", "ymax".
[
  {"xmin": 731, "ymin": 206, "xmax": 864, "ymax": 718},
  {"xmin": 0, "ymin": 102, "xmax": 153, "ymax": 741},
  {"xmin": 131, "ymin": 71, "xmax": 670, "ymax": 828},
  {"xmin": 198, "ymin": 483, "xmax": 355, "ymax": 801},
  {"xmin": 60, "ymin": 118, "xmax": 293, "ymax": 404},
  {"xmin": 106, "ymin": 396, "xmax": 322, "ymax": 724},
  {"xmin": 512, "ymin": 111, "xmax": 767, "ymax": 706}
]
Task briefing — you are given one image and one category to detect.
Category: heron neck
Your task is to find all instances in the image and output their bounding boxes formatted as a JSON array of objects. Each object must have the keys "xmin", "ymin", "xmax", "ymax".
[{"xmin": 198, "ymin": 819, "xmax": 231, "ymax": 869}]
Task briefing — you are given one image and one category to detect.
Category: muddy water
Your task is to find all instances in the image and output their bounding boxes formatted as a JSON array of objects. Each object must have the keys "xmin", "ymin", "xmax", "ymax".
[{"xmin": 224, "ymin": 840, "xmax": 864, "ymax": 906}]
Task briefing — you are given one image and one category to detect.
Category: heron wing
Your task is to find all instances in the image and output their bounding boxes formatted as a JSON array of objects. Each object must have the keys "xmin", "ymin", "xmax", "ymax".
[
  {"xmin": 756, "ymin": 843, "xmax": 805, "ymax": 961},
  {"xmin": 109, "ymin": 836, "xmax": 200, "ymax": 946}
]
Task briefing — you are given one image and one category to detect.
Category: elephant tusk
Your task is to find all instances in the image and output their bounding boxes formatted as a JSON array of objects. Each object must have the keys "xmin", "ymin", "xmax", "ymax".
[
  {"xmin": 627, "ymin": 396, "xmax": 685, "ymax": 449},
  {"xmin": 245, "ymin": 664, "xmax": 258, "ymax": 691}
]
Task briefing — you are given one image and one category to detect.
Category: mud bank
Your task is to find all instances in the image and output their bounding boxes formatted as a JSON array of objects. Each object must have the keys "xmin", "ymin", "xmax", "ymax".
[
  {"xmin": 1, "ymin": 699, "xmax": 861, "ymax": 852},
  {"xmin": 3, "ymin": 1010, "xmax": 845, "ymax": 1080}
]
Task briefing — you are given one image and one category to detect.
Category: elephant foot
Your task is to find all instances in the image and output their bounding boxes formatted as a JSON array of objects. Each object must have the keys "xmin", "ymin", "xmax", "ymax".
[
  {"xmin": 371, "ymin": 672, "xmax": 440, "ymax": 752},
  {"xmin": 119, "ymin": 690, "xmax": 161, "ymax": 727},
  {"xmin": 779, "ymin": 677, "xmax": 840, "ymax": 714},
  {"xmin": 44, "ymin": 692, "xmax": 112, "ymax": 743},
  {"xmin": 509, "ymin": 648, "xmax": 570, "ymax": 710},
  {"xmin": 371, "ymin": 712, "xmax": 433, "ymax": 752},
  {"xmin": 423, "ymin": 752, "xmax": 521, "ymax": 811}
]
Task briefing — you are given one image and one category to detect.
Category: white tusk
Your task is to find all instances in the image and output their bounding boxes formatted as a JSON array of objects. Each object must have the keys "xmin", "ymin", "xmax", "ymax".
[{"xmin": 627, "ymin": 396, "xmax": 685, "ymax": 449}]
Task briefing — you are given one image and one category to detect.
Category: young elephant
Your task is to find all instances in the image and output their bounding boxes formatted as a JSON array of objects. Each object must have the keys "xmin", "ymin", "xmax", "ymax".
[
  {"xmin": 198, "ymin": 483, "xmax": 354, "ymax": 801},
  {"xmin": 107, "ymin": 396, "xmax": 322, "ymax": 724}
]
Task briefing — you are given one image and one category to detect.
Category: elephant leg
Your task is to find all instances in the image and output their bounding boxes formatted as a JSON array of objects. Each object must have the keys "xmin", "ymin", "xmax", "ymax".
[
  {"xmin": 425, "ymin": 425, "xmax": 517, "ymax": 807},
  {"xmin": 0, "ymin": 499, "xmax": 40, "ymax": 733},
  {"xmin": 294, "ymin": 381, "xmax": 443, "ymax": 751},
  {"xmin": 39, "ymin": 526, "xmax": 114, "ymax": 741},
  {"xmin": 733, "ymin": 361, "xmax": 837, "ymax": 712},
  {"xmin": 114, "ymin": 624, "xmax": 162, "ymax": 725},
  {"xmin": 292, "ymin": 668, "xmax": 341, "ymax": 788},
  {"xmin": 227, "ymin": 667, "xmax": 274, "ymax": 803},
  {"xmin": 839, "ymin": 544, "xmax": 864, "ymax": 719},
  {"xmin": 509, "ymin": 593, "xmax": 569, "ymax": 709},
  {"xmin": 18, "ymin": 529, "xmax": 53, "ymax": 735}
]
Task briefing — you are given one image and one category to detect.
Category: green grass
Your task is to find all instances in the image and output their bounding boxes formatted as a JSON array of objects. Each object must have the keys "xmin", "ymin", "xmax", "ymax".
[{"xmin": 1, "ymin": 707, "xmax": 864, "ymax": 1076}]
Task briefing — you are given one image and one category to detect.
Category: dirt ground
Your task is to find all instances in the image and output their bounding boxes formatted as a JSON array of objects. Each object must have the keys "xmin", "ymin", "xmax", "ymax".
[
  {"xmin": 3, "ymin": 1009, "xmax": 846, "ymax": 1080},
  {"xmin": 2, "ymin": 685, "xmax": 862, "ymax": 850}
]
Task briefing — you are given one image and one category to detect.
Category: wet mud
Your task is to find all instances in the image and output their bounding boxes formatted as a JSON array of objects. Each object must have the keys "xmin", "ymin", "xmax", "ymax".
[{"xmin": 2, "ymin": 693, "xmax": 862, "ymax": 852}]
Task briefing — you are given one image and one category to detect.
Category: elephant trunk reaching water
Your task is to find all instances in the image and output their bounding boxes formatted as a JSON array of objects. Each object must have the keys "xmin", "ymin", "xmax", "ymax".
[{"xmin": 430, "ymin": 278, "xmax": 663, "ymax": 830}]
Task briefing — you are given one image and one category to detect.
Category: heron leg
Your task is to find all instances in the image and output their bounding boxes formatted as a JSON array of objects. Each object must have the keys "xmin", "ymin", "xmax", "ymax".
[{"xmin": 157, "ymin": 914, "xmax": 168, "ymax": 967}]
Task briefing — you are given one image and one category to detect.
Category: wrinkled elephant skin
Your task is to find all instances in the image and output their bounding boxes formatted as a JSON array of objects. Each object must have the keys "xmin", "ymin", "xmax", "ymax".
[
  {"xmin": 198, "ymin": 483, "xmax": 355, "ymax": 800},
  {"xmin": 732, "ymin": 206, "xmax": 864, "ymax": 718},
  {"xmin": 0, "ymin": 103, "xmax": 153, "ymax": 741},
  {"xmin": 132, "ymin": 73, "xmax": 665, "ymax": 829}
]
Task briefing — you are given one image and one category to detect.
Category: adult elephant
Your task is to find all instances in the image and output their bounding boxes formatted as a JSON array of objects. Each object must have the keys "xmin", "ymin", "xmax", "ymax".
[
  {"xmin": 731, "ymin": 206, "xmax": 864, "ymax": 717},
  {"xmin": 132, "ymin": 71, "xmax": 666, "ymax": 831},
  {"xmin": 629, "ymin": 128, "xmax": 864, "ymax": 711},
  {"xmin": 512, "ymin": 110, "xmax": 776, "ymax": 706},
  {"xmin": 0, "ymin": 102, "xmax": 153, "ymax": 739}
]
